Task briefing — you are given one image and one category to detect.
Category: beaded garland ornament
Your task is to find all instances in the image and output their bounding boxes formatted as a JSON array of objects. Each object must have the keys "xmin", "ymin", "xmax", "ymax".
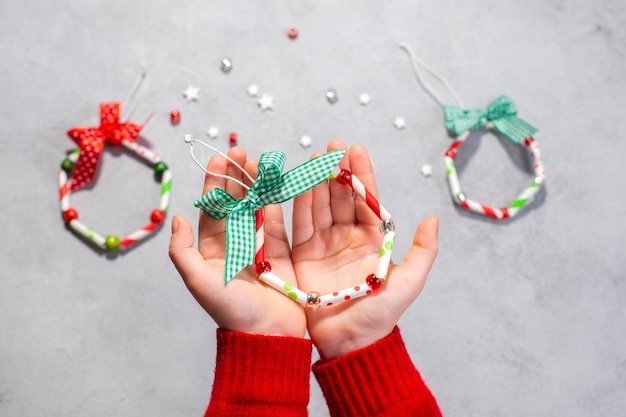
[
  {"xmin": 59, "ymin": 102, "xmax": 172, "ymax": 251},
  {"xmin": 399, "ymin": 43, "xmax": 546, "ymax": 220},
  {"xmin": 185, "ymin": 136, "xmax": 395, "ymax": 308}
]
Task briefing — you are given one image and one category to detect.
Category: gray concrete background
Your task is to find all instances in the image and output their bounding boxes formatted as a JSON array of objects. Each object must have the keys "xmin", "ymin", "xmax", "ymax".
[{"xmin": 1, "ymin": 0, "xmax": 625, "ymax": 416}]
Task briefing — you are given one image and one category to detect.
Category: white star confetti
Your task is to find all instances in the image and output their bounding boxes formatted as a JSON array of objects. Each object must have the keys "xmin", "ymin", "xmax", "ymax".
[
  {"xmin": 393, "ymin": 117, "xmax": 406, "ymax": 130},
  {"xmin": 247, "ymin": 84, "xmax": 259, "ymax": 97},
  {"xmin": 299, "ymin": 135, "xmax": 312, "ymax": 148},
  {"xmin": 207, "ymin": 126, "xmax": 219, "ymax": 139},
  {"xmin": 183, "ymin": 85, "xmax": 200, "ymax": 102},
  {"xmin": 258, "ymin": 94, "xmax": 274, "ymax": 111},
  {"xmin": 420, "ymin": 164, "xmax": 433, "ymax": 177},
  {"xmin": 359, "ymin": 93, "xmax": 371, "ymax": 106}
]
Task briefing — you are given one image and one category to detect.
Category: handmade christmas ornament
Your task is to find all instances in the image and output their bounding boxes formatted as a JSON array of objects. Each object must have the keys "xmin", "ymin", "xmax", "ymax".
[
  {"xmin": 184, "ymin": 136, "xmax": 396, "ymax": 308},
  {"xmin": 59, "ymin": 102, "xmax": 172, "ymax": 251},
  {"xmin": 399, "ymin": 43, "xmax": 546, "ymax": 219}
]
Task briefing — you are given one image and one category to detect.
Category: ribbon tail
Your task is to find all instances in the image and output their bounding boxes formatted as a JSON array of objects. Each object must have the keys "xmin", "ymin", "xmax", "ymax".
[
  {"xmin": 68, "ymin": 132, "xmax": 105, "ymax": 191},
  {"xmin": 223, "ymin": 209, "xmax": 257, "ymax": 285},
  {"xmin": 260, "ymin": 150, "xmax": 346, "ymax": 204},
  {"xmin": 492, "ymin": 116, "xmax": 538, "ymax": 144}
]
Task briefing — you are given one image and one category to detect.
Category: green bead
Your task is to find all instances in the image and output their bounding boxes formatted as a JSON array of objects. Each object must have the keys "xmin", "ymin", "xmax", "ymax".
[
  {"xmin": 105, "ymin": 235, "xmax": 120, "ymax": 251},
  {"xmin": 153, "ymin": 161, "xmax": 168, "ymax": 175},
  {"xmin": 61, "ymin": 159, "xmax": 75, "ymax": 173}
]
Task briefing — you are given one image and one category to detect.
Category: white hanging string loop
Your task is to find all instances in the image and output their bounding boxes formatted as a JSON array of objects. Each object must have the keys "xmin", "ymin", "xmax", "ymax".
[
  {"xmin": 184, "ymin": 135, "xmax": 253, "ymax": 191},
  {"xmin": 121, "ymin": 64, "xmax": 148, "ymax": 122},
  {"xmin": 398, "ymin": 42, "xmax": 465, "ymax": 108}
]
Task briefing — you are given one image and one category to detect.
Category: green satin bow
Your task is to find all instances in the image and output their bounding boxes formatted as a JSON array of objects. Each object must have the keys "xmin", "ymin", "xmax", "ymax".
[
  {"xmin": 443, "ymin": 95, "xmax": 538, "ymax": 143},
  {"xmin": 195, "ymin": 149, "xmax": 346, "ymax": 284}
]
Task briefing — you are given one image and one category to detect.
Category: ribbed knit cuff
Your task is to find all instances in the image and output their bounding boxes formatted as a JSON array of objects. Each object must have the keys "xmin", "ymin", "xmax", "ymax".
[
  {"xmin": 312, "ymin": 326, "xmax": 442, "ymax": 417},
  {"xmin": 205, "ymin": 329, "xmax": 313, "ymax": 417}
]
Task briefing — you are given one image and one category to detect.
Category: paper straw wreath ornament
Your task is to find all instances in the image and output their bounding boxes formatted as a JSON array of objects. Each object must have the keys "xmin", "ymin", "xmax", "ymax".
[
  {"xmin": 185, "ymin": 136, "xmax": 395, "ymax": 308},
  {"xmin": 400, "ymin": 43, "xmax": 546, "ymax": 220},
  {"xmin": 59, "ymin": 102, "xmax": 172, "ymax": 251}
]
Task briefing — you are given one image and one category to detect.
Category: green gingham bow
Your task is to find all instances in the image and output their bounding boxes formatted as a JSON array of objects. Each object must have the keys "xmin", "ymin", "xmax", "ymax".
[
  {"xmin": 195, "ymin": 149, "xmax": 346, "ymax": 284},
  {"xmin": 443, "ymin": 95, "xmax": 538, "ymax": 143}
]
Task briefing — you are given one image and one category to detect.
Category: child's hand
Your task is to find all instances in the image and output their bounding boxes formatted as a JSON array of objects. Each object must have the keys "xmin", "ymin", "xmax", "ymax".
[
  {"xmin": 169, "ymin": 146, "xmax": 306, "ymax": 338},
  {"xmin": 292, "ymin": 140, "xmax": 439, "ymax": 359}
]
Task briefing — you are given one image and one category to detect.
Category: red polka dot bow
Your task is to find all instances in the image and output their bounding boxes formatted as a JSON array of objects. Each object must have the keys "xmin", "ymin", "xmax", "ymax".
[{"xmin": 67, "ymin": 102, "xmax": 142, "ymax": 191}]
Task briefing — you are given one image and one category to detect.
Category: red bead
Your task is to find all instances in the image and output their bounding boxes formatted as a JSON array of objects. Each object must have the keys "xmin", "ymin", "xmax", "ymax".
[
  {"xmin": 336, "ymin": 169, "xmax": 352, "ymax": 185},
  {"xmin": 287, "ymin": 27, "xmax": 298, "ymax": 39},
  {"xmin": 150, "ymin": 209, "xmax": 166, "ymax": 224},
  {"xmin": 63, "ymin": 208, "xmax": 79, "ymax": 222},
  {"xmin": 344, "ymin": 295, "xmax": 351, "ymax": 300},
  {"xmin": 229, "ymin": 133, "xmax": 238, "ymax": 148},
  {"xmin": 170, "ymin": 110, "xmax": 181, "ymax": 125},
  {"xmin": 255, "ymin": 260, "xmax": 272, "ymax": 275},
  {"xmin": 366, "ymin": 274, "xmax": 382, "ymax": 291}
]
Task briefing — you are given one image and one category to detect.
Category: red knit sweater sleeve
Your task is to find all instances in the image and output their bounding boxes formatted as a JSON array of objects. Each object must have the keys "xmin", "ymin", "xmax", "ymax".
[
  {"xmin": 312, "ymin": 326, "xmax": 442, "ymax": 417},
  {"xmin": 204, "ymin": 329, "xmax": 312, "ymax": 417}
]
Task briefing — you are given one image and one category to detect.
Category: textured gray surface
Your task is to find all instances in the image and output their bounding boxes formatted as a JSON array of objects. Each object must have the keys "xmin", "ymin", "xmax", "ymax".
[{"xmin": 1, "ymin": 0, "xmax": 625, "ymax": 416}]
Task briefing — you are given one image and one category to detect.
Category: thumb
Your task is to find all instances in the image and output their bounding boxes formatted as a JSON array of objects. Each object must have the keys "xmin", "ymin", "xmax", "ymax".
[
  {"xmin": 168, "ymin": 215, "xmax": 206, "ymax": 290},
  {"xmin": 392, "ymin": 216, "xmax": 439, "ymax": 295}
]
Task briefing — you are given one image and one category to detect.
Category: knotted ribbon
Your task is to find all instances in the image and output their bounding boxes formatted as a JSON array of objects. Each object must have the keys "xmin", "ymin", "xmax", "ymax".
[
  {"xmin": 443, "ymin": 95, "xmax": 537, "ymax": 143},
  {"xmin": 195, "ymin": 149, "xmax": 346, "ymax": 284},
  {"xmin": 67, "ymin": 102, "xmax": 142, "ymax": 191}
]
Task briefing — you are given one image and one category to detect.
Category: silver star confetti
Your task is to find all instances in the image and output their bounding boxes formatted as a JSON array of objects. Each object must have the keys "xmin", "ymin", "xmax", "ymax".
[
  {"xmin": 299, "ymin": 135, "xmax": 312, "ymax": 148},
  {"xmin": 359, "ymin": 93, "xmax": 371, "ymax": 106},
  {"xmin": 393, "ymin": 117, "xmax": 406, "ymax": 130},
  {"xmin": 183, "ymin": 85, "xmax": 200, "ymax": 102},
  {"xmin": 258, "ymin": 94, "xmax": 274, "ymax": 111}
]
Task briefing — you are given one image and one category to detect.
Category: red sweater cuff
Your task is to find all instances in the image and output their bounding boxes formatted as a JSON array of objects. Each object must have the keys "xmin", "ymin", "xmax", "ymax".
[
  {"xmin": 205, "ymin": 329, "xmax": 312, "ymax": 417},
  {"xmin": 312, "ymin": 326, "xmax": 442, "ymax": 417}
]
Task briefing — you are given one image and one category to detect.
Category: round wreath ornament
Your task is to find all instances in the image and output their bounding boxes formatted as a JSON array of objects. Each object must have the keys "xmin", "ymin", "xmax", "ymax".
[{"xmin": 58, "ymin": 102, "xmax": 172, "ymax": 251}]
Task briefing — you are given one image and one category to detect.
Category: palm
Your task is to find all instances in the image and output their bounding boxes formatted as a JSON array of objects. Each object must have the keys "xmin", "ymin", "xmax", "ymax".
[{"xmin": 194, "ymin": 216, "xmax": 304, "ymax": 336}]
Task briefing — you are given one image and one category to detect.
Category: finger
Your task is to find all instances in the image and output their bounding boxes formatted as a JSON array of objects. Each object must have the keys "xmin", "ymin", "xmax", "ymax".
[
  {"xmin": 310, "ymin": 151, "xmax": 333, "ymax": 231},
  {"xmin": 224, "ymin": 146, "xmax": 248, "ymax": 199},
  {"xmin": 263, "ymin": 204, "xmax": 292, "ymax": 259},
  {"xmin": 169, "ymin": 215, "xmax": 217, "ymax": 294},
  {"xmin": 292, "ymin": 190, "xmax": 314, "ymax": 247},
  {"xmin": 242, "ymin": 158, "xmax": 292, "ymax": 259},
  {"xmin": 349, "ymin": 144, "xmax": 382, "ymax": 227},
  {"xmin": 391, "ymin": 216, "xmax": 440, "ymax": 299},
  {"xmin": 243, "ymin": 158, "xmax": 259, "ymax": 187},
  {"xmin": 327, "ymin": 139, "xmax": 356, "ymax": 225},
  {"xmin": 198, "ymin": 155, "xmax": 228, "ymax": 245}
]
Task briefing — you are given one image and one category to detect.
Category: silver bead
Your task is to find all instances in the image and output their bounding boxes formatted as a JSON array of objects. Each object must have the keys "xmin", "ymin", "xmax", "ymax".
[
  {"xmin": 326, "ymin": 88, "xmax": 338, "ymax": 104},
  {"xmin": 379, "ymin": 219, "xmax": 395, "ymax": 233},
  {"xmin": 306, "ymin": 292, "xmax": 321, "ymax": 308},
  {"xmin": 534, "ymin": 176, "xmax": 544, "ymax": 185},
  {"xmin": 457, "ymin": 192, "xmax": 466, "ymax": 202},
  {"xmin": 221, "ymin": 58, "xmax": 232, "ymax": 73}
]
